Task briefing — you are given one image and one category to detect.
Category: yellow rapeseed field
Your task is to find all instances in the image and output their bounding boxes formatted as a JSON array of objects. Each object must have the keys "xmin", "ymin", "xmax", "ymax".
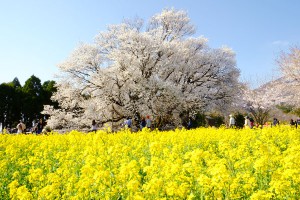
[{"xmin": 1, "ymin": 126, "xmax": 300, "ymax": 199}]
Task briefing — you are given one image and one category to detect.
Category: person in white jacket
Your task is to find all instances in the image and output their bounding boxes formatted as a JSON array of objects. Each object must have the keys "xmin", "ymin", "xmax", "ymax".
[
  {"xmin": 244, "ymin": 116, "xmax": 251, "ymax": 128},
  {"xmin": 229, "ymin": 114, "xmax": 235, "ymax": 128},
  {"xmin": 17, "ymin": 120, "xmax": 26, "ymax": 134}
]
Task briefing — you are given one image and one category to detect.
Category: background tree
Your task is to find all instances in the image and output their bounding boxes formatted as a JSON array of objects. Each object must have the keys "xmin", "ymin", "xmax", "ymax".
[
  {"xmin": 0, "ymin": 77, "xmax": 24, "ymax": 128},
  {"xmin": 238, "ymin": 85, "xmax": 273, "ymax": 127},
  {"xmin": 0, "ymin": 83, "xmax": 19, "ymax": 128},
  {"xmin": 0, "ymin": 76, "xmax": 57, "ymax": 130},
  {"xmin": 22, "ymin": 75, "xmax": 44, "ymax": 125},
  {"xmin": 11, "ymin": 78, "xmax": 23, "ymax": 124},
  {"xmin": 234, "ymin": 113, "xmax": 246, "ymax": 128},
  {"xmin": 277, "ymin": 46, "xmax": 300, "ymax": 85},
  {"xmin": 44, "ymin": 9, "xmax": 240, "ymax": 130},
  {"xmin": 42, "ymin": 80, "xmax": 58, "ymax": 108},
  {"xmin": 12, "ymin": 77, "xmax": 21, "ymax": 88},
  {"xmin": 276, "ymin": 103, "xmax": 300, "ymax": 117},
  {"xmin": 206, "ymin": 113, "xmax": 224, "ymax": 127},
  {"xmin": 276, "ymin": 46, "xmax": 300, "ymax": 116}
]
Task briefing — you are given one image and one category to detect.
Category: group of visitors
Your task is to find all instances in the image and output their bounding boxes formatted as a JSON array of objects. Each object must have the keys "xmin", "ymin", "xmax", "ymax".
[
  {"xmin": 123, "ymin": 117, "xmax": 132, "ymax": 129},
  {"xmin": 290, "ymin": 119, "xmax": 300, "ymax": 128},
  {"xmin": 229, "ymin": 114, "xmax": 255, "ymax": 129},
  {"xmin": 90, "ymin": 115, "xmax": 152, "ymax": 132},
  {"xmin": 122, "ymin": 115, "xmax": 151, "ymax": 130},
  {"xmin": 30, "ymin": 118, "xmax": 46, "ymax": 134},
  {"xmin": 275, "ymin": 118, "xmax": 299, "ymax": 128},
  {"xmin": 1, "ymin": 118, "xmax": 46, "ymax": 134},
  {"xmin": 244, "ymin": 116, "xmax": 255, "ymax": 128},
  {"xmin": 139, "ymin": 115, "xmax": 151, "ymax": 130},
  {"xmin": 229, "ymin": 114, "xmax": 300, "ymax": 129}
]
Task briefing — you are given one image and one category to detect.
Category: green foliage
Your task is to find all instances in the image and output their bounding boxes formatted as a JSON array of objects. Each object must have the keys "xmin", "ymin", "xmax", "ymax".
[
  {"xmin": 193, "ymin": 112, "xmax": 207, "ymax": 127},
  {"xmin": 0, "ymin": 82, "xmax": 21, "ymax": 127},
  {"xmin": 180, "ymin": 111, "xmax": 207, "ymax": 129},
  {"xmin": 207, "ymin": 114, "xmax": 224, "ymax": 127},
  {"xmin": 42, "ymin": 80, "xmax": 58, "ymax": 108},
  {"xmin": 235, "ymin": 113, "xmax": 245, "ymax": 128},
  {"xmin": 22, "ymin": 75, "xmax": 44, "ymax": 124},
  {"xmin": 12, "ymin": 77, "xmax": 21, "ymax": 88},
  {"xmin": 153, "ymin": 114, "xmax": 175, "ymax": 130},
  {"xmin": 276, "ymin": 104, "xmax": 293, "ymax": 114},
  {"xmin": 180, "ymin": 111, "xmax": 191, "ymax": 128},
  {"xmin": 0, "ymin": 76, "xmax": 57, "ymax": 129},
  {"xmin": 276, "ymin": 103, "xmax": 300, "ymax": 117},
  {"xmin": 292, "ymin": 108, "xmax": 300, "ymax": 117}
]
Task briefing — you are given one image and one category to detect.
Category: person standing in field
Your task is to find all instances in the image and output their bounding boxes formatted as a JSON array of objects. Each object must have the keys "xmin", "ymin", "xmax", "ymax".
[
  {"xmin": 187, "ymin": 117, "xmax": 193, "ymax": 130},
  {"xmin": 229, "ymin": 114, "xmax": 235, "ymax": 128},
  {"xmin": 146, "ymin": 115, "xmax": 151, "ymax": 129},
  {"xmin": 17, "ymin": 120, "xmax": 26, "ymax": 134},
  {"xmin": 244, "ymin": 116, "xmax": 251, "ymax": 128},
  {"xmin": 31, "ymin": 119, "xmax": 37, "ymax": 133},
  {"xmin": 249, "ymin": 118, "xmax": 254, "ymax": 128},
  {"xmin": 91, "ymin": 120, "xmax": 97, "ymax": 132},
  {"xmin": 140, "ymin": 117, "xmax": 146, "ymax": 130},
  {"xmin": 296, "ymin": 119, "xmax": 300, "ymax": 129},
  {"xmin": 290, "ymin": 119, "xmax": 295, "ymax": 127},
  {"xmin": 126, "ymin": 117, "xmax": 132, "ymax": 128},
  {"xmin": 272, "ymin": 118, "xmax": 279, "ymax": 126},
  {"xmin": 123, "ymin": 117, "xmax": 132, "ymax": 129},
  {"xmin": 36, "ymin": 118, "xmax": 44, "ymax": 134}
]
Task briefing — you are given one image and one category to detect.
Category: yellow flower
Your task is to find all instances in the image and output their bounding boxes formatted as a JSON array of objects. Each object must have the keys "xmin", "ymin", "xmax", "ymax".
[
  {"xmin": 16, "ymin": 186, "xmax": 33, "ymax": 200},
  {"xmin": 8, "ymin": 180, "xmax": 19, "ymax": 199},
  {"xmin": 165, "ymin": 181, "xmax": 177, "ymax": 196},
  {"xmin": 1, "ymin": 126, "xmax": 300, "ymax": 199},
  {"xmin": 126, "ymin": 179, "xmax": 140, "ymax": 192},
  {"xmin": 12, "ymin": 171, "xmax": 20, "ymax": 179},
  {"xmin": 250, "ymin": 190, "xmax": 273, "ymax": 200}
]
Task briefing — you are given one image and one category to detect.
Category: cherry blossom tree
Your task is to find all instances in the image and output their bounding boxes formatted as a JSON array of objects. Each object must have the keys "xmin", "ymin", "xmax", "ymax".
[
  {"xmin": 276, "ymin": 46, "xmax": 300, "ymax": 105},
  {"xmin": 240, "ymin": 86, "xmax": 272, "ymax": 126},
  {"xmin": 237, "ymin": 78, "xmax": 293, "ymax": 126},
  {"xmin": 277, "ymin": 46, "xmax": 300, "ymax": 84},
  {"xmin": 233, "ymin": 46, "xmax": 300, "ymax": 124},
  {"xmin": 44, "ymin": 9, "xmax": 240, "ymax": 130}
]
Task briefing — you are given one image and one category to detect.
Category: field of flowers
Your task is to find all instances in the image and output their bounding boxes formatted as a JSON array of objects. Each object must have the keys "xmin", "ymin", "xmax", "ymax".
[{"xmin": 1, "ymin": 126, "xmax": 300, "ymax": 199}]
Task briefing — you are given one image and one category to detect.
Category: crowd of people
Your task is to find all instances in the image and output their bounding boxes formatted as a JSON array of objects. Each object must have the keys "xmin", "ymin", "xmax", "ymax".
[
  {"xmin": 229, "ymin": 114, "xmax": 300, "ymax": 129},
  {"xmin": 89, "ymin": 114, "xmax": 300, "ymax": 132},
  {"xmin": 90, "ymin": 115, "xmax": 152, "ymax": 132},
  {"xmin": 290, "ymin": 119, "xmax": 300, "ymax": 128},
  {"xmin": 2, "ymin": 114, "xmax": 300, "ymax": 134},
  {"xmin": 1, "ymin": 118, "xmax": 51, "ymax": 134}
]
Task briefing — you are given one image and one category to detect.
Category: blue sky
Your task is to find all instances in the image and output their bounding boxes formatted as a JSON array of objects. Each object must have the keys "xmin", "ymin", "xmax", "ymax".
[{"xmin": 0, "ymin": 1, "xmax": 299, "ymax": 88}]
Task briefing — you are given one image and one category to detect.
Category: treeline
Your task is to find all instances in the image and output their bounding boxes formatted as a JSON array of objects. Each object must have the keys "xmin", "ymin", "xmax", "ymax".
[{"xmin": 0, "ymin": 75, "xmax": 57, "ymax": 129}]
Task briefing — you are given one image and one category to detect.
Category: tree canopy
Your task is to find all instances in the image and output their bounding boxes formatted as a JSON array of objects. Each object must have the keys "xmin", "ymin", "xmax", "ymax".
[
  {"xmin": 0, "ymin": 76, "xmax": 57, "ymax": 130},
  {"xmin": 44, "ymin": 9, "xmax": 240, "ymax": 130}
]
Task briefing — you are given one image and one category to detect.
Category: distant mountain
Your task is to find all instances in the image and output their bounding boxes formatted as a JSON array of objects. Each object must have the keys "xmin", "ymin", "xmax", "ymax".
[
  {"xmin": 255, "ymin": 76, "xmax": 297, "ymax": 106},
  {"xmin": 253, "ymin": 76, "xmax": 300, "ymax": 121}
]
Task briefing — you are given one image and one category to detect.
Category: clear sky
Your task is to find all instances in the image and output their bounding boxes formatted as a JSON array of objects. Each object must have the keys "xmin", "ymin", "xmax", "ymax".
[{"xmin": 0, "ymin": 0, "xmax": 299, "ymax": 88}]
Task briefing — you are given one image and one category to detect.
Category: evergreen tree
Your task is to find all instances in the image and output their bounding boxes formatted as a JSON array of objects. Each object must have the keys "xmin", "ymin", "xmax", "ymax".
[
  {"xmin": 0, "ymin": 82, "xmax": 21, "ymax": 128},
  {"xmin": 22, "ymin": 75, "xmax": 44, "ymax": 126}
]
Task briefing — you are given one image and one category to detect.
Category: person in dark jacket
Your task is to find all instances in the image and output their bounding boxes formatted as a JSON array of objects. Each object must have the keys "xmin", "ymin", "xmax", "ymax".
[
  {"xmin": 36, "ymin": 118, "xmax": 44, "ymax": 134},
  {"xmin": 140, "ymin": 117, "xmax": 146, "ymax": 130}
]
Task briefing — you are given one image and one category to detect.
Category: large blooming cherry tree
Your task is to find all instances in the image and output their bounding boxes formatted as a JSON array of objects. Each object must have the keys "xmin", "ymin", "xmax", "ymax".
[{"xmin": 43, "ymin": 9, "xmax": 240, "ymax": 129}]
